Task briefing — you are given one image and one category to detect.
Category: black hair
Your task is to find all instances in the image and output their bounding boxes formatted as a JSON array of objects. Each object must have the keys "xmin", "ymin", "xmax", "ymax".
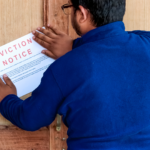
[{"xmin": 71, "ymin": 0, "xmax": 126, "ymax": 27}]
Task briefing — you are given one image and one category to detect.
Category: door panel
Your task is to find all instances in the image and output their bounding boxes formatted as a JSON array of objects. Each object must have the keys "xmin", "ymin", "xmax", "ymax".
[
  {"xmin": 0, "ymin": 0, "xmax": 43, "ymax": 46},
  {"xmin": 0, "ymin": 0, "xmax": 150, "ymax": 150},
  {"xmin": 50, "ymin": 118, "xmax": 68, "ymax": 150},
  {"xmin": 0, "ymin": 126, "xmax": 49, "ymax": 150},
  {"xmin": 44, "ymin": 0, "xmax": 69, "ymax": 149},
  {"xmin": 0, "ymin": 0, "xmax": 43, "ymax": 126},
  {"xmin": 0, "ymin": 1, "xmax": 50, "ymax": 150},
  {"xmin": 124, "ymin": 0, "xmax": 150, "ymax": 31}
]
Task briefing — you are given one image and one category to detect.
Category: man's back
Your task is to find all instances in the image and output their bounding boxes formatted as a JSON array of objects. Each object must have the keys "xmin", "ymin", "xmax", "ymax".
[
  {"xmin": 1, "ymin": 21, "xmax": 150, "ymax": 150},
  {"xmin": 50, "ymin": 21, "xmax": 150, "ymax": 149}
]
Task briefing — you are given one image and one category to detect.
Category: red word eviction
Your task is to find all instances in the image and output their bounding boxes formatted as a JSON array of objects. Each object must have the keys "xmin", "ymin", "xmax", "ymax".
[{"xmin": 0, "ymin": 38, "xmax": 33, "ymax": 66}]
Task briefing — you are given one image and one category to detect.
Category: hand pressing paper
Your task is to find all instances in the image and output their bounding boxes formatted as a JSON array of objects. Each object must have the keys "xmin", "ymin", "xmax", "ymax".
[{"xmin": 0, "ymin": 32, "xmax": 55, "ymax": 97}]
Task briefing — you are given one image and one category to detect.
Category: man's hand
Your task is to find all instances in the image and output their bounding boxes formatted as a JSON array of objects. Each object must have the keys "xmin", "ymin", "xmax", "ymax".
[
  {"xmin": 0, "ymin": 74, "xmax": 17, "ymax": 102},
  {"xmin": 32, "ymin": 25, "xmax": 73, "ymax": 60}
]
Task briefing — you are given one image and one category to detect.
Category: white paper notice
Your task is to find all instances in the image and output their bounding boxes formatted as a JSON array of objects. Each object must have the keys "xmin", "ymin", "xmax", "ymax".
[{"xmin": 0, "ymin": 33, "xmax": 55, "ymax": 97}]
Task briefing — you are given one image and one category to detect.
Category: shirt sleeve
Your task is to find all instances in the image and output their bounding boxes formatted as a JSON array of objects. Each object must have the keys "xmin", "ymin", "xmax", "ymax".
[{"xmin": 0, "ymin": 66, "xmax": 64, "ymax": 131}]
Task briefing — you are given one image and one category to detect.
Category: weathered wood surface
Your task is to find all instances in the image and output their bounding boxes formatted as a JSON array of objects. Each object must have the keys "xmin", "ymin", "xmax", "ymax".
[
  {"xmin": 44, "ymin": 0, "xmax": 69, "ymax": 33},
  {"xmin": 0, "ymin": 126, "xmax": 49, "ymax": 150},
  {"xmin": 0, "ymin": 0, "xmax": 43, "ymax": 125},
  {"xmin": 45, "ymin": 0, "xmax": 69, "ymax": 149},
  {"xmin": 49, "ymin": 118, "xmax": 68, "ymax": 150},
  {"xmin": 44, "ymin": 0, "xmax": 48, "ymax": 27},
  {"xmin": 0, "ymin": 0, "xmax": 43, "ymax": 46}
]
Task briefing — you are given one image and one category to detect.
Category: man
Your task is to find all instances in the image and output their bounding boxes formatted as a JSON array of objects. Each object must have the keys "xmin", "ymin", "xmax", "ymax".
[{"xmin": 0, "ymin": 0, "xmax": 150, "ymax": 149}]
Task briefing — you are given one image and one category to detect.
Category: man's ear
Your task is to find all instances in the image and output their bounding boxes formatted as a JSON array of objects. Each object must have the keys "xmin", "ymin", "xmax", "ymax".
[{"xmin": 78, "ymin": 5, "xmax": 89, "ymax": 23}]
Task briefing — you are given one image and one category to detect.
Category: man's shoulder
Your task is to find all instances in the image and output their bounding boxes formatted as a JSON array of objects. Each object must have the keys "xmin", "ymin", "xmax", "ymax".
[
  {"xmin": 50, "ymin": 46, "xmax": 87, "ymax": 73},
  {"xmin": 73, "ymin": 37, "xmax": 82, "ymax": 49},
  {"xmin": 49, "ymin": 43, "xmax": 93, "ymax": 97},
  {"xmin": 128, "ymin": 30, "xmax": 150, "ymax": 39}
]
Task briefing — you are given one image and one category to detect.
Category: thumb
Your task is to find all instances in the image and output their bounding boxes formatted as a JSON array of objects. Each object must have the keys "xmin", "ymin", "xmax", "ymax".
[{"xmin": 3, "ymin": 74, "xmax": 15, "ymax": 87}]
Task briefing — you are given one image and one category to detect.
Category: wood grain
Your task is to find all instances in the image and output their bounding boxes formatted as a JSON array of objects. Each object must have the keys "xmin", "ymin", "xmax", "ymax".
[
  {"xmin": 44, "ymin": 0, "xmax": 48, "ymax": 27},
  {"xmin": 0, "ymin": 1, "xmax": 68, "ymax": 150},
  {"xmin": 0, "ymin": 0, "xmax": 43, "ymax": 126},
  {"xmin": 44, "ymin": 0, "xmax": 68, "ymax": 33},
  {"xmin": 0, "ymin": 0, "xmax": 43, "ymax": 46},
  {"xmin": 0, "ymin": 126, "xmax": 49, "ymax": 150},
  {"xmin": 49, "ymin": 118, "xmax": 68, "ymax": 150},
  {"xmin": 123, "ymin": 0, "xmax": 150, "ymax": 31},
  {"xmin": 45, "ymin": 1, "xmax": 69, "ymax": 150}
]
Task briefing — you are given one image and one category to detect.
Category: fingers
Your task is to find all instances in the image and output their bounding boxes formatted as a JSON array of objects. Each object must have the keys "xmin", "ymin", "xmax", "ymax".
[
  {"xmin": 42, "ymin": 50, "xmax": 57, "ymax": 60},
  {"xmin": 3, "ymin": 74, "xmax": 15, "ymax": 87},
  {"xmin": 0, "ymin": 78, "xmax": 5, "ymax": 86},
  {"xmin": 32, "ymin": 30, "xmax": 53, "ymax": 44},
  {"xmin": 33, "ymin": 36, "xmax": 51, "ymax": 49},
  {"xmin": 37, "ymin": 27, "xmax": 56, "ymax": 38}
]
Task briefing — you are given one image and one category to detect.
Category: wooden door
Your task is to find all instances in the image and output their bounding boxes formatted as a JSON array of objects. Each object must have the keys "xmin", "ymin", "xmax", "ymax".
[
  {"xmin": 0, "ymin": 0, "xmax": 150, "ymax": 150},
  {"xmin": 124, "ymin": 0, "xmax": 150, "ymax": 31},
  {"xmin": 0, "ymin": 0, "xmax": 50, "ymax": 150},
  {"xmin": 44, "ymin": 1, "xmax": 69, "ymax": 149},
  {"xmin": 0, "ymin": 0, "xmax": 69, "ymax": 150}
]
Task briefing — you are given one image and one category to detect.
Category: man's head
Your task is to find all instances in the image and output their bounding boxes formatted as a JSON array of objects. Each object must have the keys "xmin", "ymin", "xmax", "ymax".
[{"xmin": 69, "ymin": 0, "xmax": 126, "ymax": 36}]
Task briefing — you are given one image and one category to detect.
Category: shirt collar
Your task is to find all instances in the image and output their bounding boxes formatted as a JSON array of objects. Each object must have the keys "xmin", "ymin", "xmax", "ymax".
[{"xmin": 80, "ymin": 21, "xmax": 126, "ymax": 44}]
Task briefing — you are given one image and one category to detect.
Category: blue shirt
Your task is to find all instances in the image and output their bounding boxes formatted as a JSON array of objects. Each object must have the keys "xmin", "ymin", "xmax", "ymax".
[{"xmin": 1, "ymin": 21, "xmax": 150, "ymax": 150}]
